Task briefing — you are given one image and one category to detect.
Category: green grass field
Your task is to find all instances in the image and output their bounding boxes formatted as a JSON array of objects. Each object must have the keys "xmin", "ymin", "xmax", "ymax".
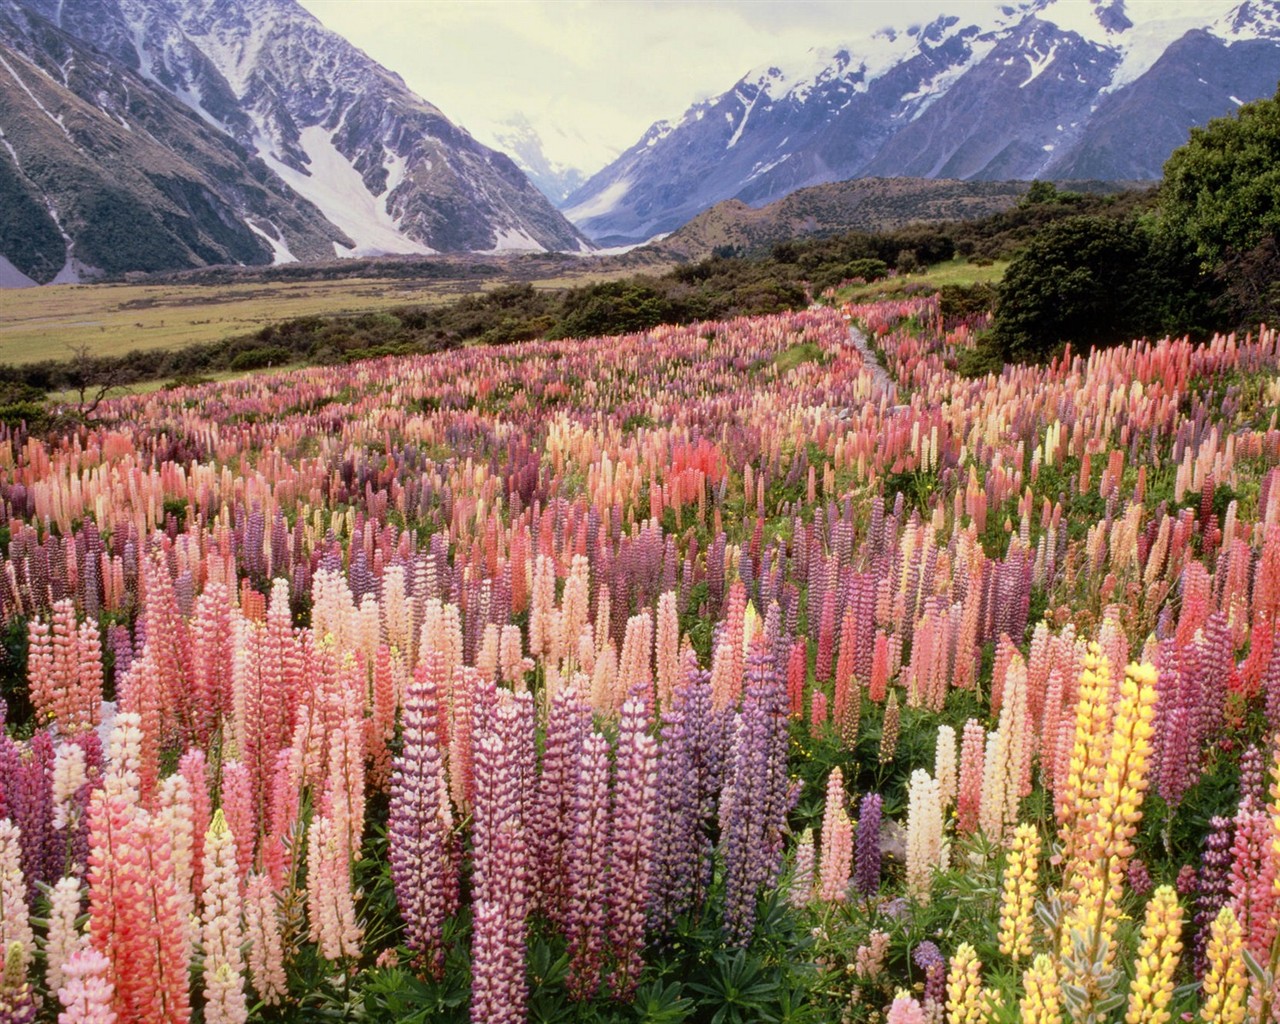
[
  {"xmin": 836, "ymin": 257, "xmax": 1007, "ymax": 302},
  {"xmin": 0, "ymin": 265, "xmax": 650, "ymax": 366}
]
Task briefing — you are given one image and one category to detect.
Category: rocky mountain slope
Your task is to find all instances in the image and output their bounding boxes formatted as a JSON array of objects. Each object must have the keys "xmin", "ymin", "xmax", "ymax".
[
  {"xmin": 565, "ymin": 0, "xmax": 1280, "ymax": 245},
  {"xmin": 0, "ymin": 0, "xmax": 588, "ymax": 283}
]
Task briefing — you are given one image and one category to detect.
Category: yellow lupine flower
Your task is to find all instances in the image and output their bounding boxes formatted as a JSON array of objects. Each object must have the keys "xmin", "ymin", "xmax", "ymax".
[
  {"xmin": 1201, "ymin": 905, "xmax": 1247, "ymax": 1024},
  {"xmin": 998, "ymin": 822, "xmax": 1041, "ymax": 961},
  {"xmin": 1057, "ymin": 645, "xmax": 1112, "ymax": 868},
  {"xmin": 946, "ymin": 943, "xmax": 986, "ymax": 1024},
  {"xmin": 1125, "ymin": 885, "xmax": 1183, "ymax": 1024},
  {"xmin": 1059, "ymin": 660, "xmax": 1158, "ymax": 971},
  {"xmin": 1019, "ymin": 954, "xmax": 1062, "ymax": 1024}
]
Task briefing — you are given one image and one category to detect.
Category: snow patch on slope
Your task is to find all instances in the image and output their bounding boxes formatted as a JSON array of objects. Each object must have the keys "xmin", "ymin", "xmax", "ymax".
[
  {"xmin": 564, "ymin": 177, "xmax": 633, "ymax": 223},
  {"xmin": 259, "ymin": 125, "xmax": 433, "ymax": 257},
  {"xmin": 483, "ymin": 225, "xmax": 547, "ymax": 253},
  {"xmin": 246, "ymin": 220, "xmax": 297, "ymax": 264}
]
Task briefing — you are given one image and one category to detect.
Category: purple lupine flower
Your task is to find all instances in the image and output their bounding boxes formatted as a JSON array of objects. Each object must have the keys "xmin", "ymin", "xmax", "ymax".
[
  {"xmin": 855, "ymin": 792, "xmax": 883, "ymax": 898},
  {"xmin": 388, "ymin": 653, "xmax": 458, "ymax": 979},
  {"xmin": 1192, "ymin": 815, "xmax": 1234, "ymax": 977},
  {"xmin": 719, "ymin": 644, "xmax": 789, "ymax": 946},
  {"xmin": 913, "ymin": 941, "xmax": 946, "ymax": 1007},
  {"xmin": 470, "ymin": 692, "xmax": 532, "ymax": 1024},
  {"xmin": 677, "ymin": 671, "xmax": 729, "ymax": 912},
  {"xmin": 607, "ymin": 695, "xmax": 658, "ymax": 999},
  {"xmin": 565, "ymin": 731, "xmax": 611, "ymax": 1001},
  {"xmin": 531, "ymin": 693, "xmax": 591, "ymax": 927}
]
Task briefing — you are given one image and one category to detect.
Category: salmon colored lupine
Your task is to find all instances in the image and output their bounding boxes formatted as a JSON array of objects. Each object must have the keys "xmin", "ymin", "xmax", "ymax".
[
  {"xmin": 956, "ymin": 719, "xmax": 985, "ymax": 835},
  {"xmin": 817, "ymin": 769, "xmax": 852, "ymax": 902}
]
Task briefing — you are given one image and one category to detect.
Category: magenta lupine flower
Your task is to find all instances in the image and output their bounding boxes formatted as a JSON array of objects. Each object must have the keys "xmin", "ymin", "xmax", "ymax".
[
  {"xmin": 719, "ymin": 644, "xmax": 789, "ymax": 945},
  {"xmin": 855, "ymin": 792, "xmax": 883, "ymax": 898},
  {"xmin": 9, "ymin": 734, "xmax": 54, "ymax": 901},
  {"xmin": 1127, "ymin": 858, "xmax": 1153, "ymax": 898},
  {"xmin": 607, "ymin": 695, "xmax": 658, "ymax": 999},
  {"xmin": 388, "ymin": 658, "xmax": 458, "ymax": 979},
  {"xmin": 565, "ymin": 731, "xmax": 610, "ymax": 1001}
]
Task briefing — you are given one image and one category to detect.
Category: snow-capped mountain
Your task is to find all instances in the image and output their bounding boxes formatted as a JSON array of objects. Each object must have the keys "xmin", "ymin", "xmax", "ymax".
[
  {"xmin": 565, "ymin": 0, "xmax": 1280, "ymax": 245},
  {"xmin": 0, "ymin": 0, "xmax": 588, "ymax": 283},
  {"xmin": 470, "ymin": 113, "xmax": 617, "ymax": 205}
]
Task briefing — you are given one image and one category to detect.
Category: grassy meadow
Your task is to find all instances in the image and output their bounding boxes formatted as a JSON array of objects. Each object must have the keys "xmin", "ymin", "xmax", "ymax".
[{"xmin": 0, "ymin": 262, "xmax": 653, "ymax": 365}]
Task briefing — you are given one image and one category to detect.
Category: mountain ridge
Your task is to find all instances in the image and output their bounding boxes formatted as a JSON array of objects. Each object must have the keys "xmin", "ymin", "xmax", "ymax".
[
  {"xmin": 565, "ymin": 0, "xmax": 1280, "ymax": 245},
  {"xmin": 0, "ymin": 0, "xmax": 589, "ymax": 284}
]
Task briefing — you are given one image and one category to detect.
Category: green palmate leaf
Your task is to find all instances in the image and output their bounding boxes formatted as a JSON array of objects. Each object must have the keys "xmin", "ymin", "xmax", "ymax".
[{"xmin": 632, "ymin": 980, "xmax": 694, "ymax": 1024}]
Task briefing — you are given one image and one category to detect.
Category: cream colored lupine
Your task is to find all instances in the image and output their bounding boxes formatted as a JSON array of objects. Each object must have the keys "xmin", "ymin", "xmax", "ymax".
[
  {"xmin": 0, "ymin": 820, "xmax": 32, "ymax": 975},
  {"xmin": 243, "ymin": 873, "xmax": 287, "ymax": 1005},
  {"xmin": 102, "ymin": 711, "xmax": 145, "ymax": 806},
  {"xmin": 906, "ymin": 769, "xmax": 946, "ymax": 903},
  {"xmin": 45, "ymin": 876, "xmax": 88, "ymax": 994},
  {"xmin": 201, "ymin": 809, "xmax": 248, "ymax": 1024},
  {"xmin": 978, "ymin": 729, "xmax": 1006, "ymax": 842},
  {"xmin": 51, "ymin": 742, "xmax": 89, "ymax": 830},
  {"xmin": 997, "ymin": 823, "xmax": 1041, "ymax": 961},
  {"xmin": 0, "ymin": 819, "xmax": 31, "ymax": 977},
  {"xmin": 1018, "ymin": 954, "xmax": 1062, "ymax": 1024},
  {"xmin": 1124, "ymin": 885, "xmax": 1183, "ymax": 1024},
  {"xmin": 1201, "ymin": 906, "xmax": 1248, "ymax": 1024},
  {"xmin": 654, "ymin": 591, "xmax": 681, "ymax": 707},
  {"xmin": 935, "ymin": 724, "xmax": 958, "ymax": 811}
]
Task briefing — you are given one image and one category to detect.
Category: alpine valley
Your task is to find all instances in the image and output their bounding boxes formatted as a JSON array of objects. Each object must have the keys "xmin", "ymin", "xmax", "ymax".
[
  {"xmin": 0, "ymin": 0, "xmax": 589, "ymax": 285},
  {"xmin": 564, "ymin": 0, "xmax": 1280, "ymax": 245}
]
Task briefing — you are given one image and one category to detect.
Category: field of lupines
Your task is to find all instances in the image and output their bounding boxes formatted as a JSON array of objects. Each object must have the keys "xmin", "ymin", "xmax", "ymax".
[{"xmin": 0, "ymin": 295, "xmax": 1278, "ymax": 1024}]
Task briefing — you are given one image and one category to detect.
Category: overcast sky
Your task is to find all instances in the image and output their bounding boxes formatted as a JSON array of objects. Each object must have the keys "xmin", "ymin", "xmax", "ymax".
[{"xmin": 296, "ymin": 0, "xmax": 1008, "ymax": 173}]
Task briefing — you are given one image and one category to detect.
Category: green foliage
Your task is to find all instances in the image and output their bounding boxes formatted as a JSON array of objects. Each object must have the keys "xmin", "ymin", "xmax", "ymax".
[
  {"xmin": 988, "ymin": 216, "xmax": 1156, "ymax": 363},
  {"xmin": 1161, "ymin": 87, "xmax": 1280, "ymax": 266},
  {"xmin": 229, "ymin": 345, "xmax": 291, "ymax": 371}
]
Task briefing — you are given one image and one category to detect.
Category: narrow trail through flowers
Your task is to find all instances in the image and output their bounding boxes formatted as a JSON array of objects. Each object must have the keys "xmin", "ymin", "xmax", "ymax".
[{"xmin": 846, "ymin": 320, "xmax": 898, "ymax": 401}]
